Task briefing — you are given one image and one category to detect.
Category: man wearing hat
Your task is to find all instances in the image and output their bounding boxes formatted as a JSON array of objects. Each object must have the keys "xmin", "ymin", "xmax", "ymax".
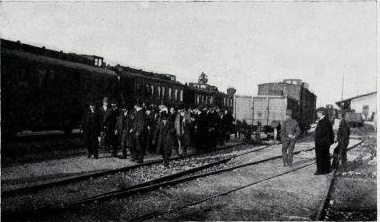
[
  {"xmin": 99, "ymin": 97, "xmax": 119, "ymax": 157},
  {"xmin": 81, "ymin": 101, "xmax": 101, "ymax": 159},
  {"xmin": 154, "ymin": 112, "xmax": 176, "ymax": 167},
  {"xmin": 116, "ymin": 105, "xmax": 133, "ymax": 159},
  {"xmin": 336, "ymin": 111, "xmax": 350, "ymax": 171},
  {"xmin": 132, "ymin": 101, "xmax": 147, "ymax": 163},
  {"xmin": 280, "ymin": 109, "xmax": 300, "ymax": 167},
  {"xmin": 314, "ymin": 107, "xmax": 335, "ymax": 175}
]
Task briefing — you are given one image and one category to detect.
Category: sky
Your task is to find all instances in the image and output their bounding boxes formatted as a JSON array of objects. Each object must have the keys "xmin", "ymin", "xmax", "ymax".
[{"xmin": 1, "ymin": 1, "xmax": 377, "ymax": 107}]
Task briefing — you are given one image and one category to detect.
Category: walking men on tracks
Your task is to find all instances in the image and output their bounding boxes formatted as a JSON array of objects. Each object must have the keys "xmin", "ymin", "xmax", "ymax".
[
  {"xmin": 336, "ymin": 111, "xmax": 350, "ymax": 171},
  {"xmin": 81, "ymin": 100, "xmax": 101, "ymax": 159},
  {"xmin": 280, "ymin": 109, "xmax": 300, "ymax": 167},
  {"xmin": 314, "ymin": 107, "xmax": 334, "ymax": 175}
]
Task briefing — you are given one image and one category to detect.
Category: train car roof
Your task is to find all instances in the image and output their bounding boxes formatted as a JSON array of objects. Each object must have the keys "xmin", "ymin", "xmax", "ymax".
[
  {"xmin": 115, "ymin": 67, "xmax": 184, "ymax": 86},
  {"xmin": 258, "ymin": 81, "xmax": 316, "ymax": 97},
  {"xmin": 2, "ymin": 49, "xmax": 117, "ymax": 76}
]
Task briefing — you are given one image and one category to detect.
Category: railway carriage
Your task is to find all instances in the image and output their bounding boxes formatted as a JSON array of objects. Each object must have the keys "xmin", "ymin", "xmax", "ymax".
[
  {"xmin": 1, "ymin": 39, "xmax": 235, "ymax": 138},
  {"xmin": 184, "ymin": 75, "xmax": 234, "ymax": 111},
  {"xmin": 1, "ymin": 39, "xmax": 119, "ymax": 137},
  {"xmin": 112, "ymin": 65, "xmax": 185, "ymax": 109}
]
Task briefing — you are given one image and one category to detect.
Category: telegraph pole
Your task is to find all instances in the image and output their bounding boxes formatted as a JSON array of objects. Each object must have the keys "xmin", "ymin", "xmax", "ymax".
[{"xmin": 341, "ymin": 71, "xmax": 344, "ymax": 101}]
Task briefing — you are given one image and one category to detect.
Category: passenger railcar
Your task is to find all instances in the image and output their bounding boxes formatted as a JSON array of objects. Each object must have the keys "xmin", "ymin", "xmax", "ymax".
[
  {"xmin": 1, "ymin": 39, "xmax": 235, "ymax": 138},
  {"xmin": 112, "ymin": 65, "xmax": 185, "ymax": 109},
  {"xmin": 183, "ymin": 73, "xmax": 234, "ymax": 111},
  {"xmin": 1, "ymin": 39, "xmax": 119, "ymax": 137}
]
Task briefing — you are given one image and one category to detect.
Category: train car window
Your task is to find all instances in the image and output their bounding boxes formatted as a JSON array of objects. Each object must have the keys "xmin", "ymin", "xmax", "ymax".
[
  {"xmin": 168, "ymin": 88, "xmax": 172, "ymax": 101},
  {"xmin": 162, "ymin": 86, "xmax": 166, "ymax": 99},
  {"xmin": 145, "ymin": 84, "xmax": 150, "ymax": 97},
  {"xmin": 196, "ymin": 94, "xmax": 199, "ymax": 104},
  {"xmin": 175, "ymin": 89, "xmax": 178, "ymax": 101},
  {"xmin": 180, "ymin": 89, "xmax": 183, "ymax": 102},
  {"xmin": 151, "ymin": 85, "xmax": 154, "ymax": 96},
  {"xmin": 158, "ymin": 86, "xmax": 161, "ymax": 98}
]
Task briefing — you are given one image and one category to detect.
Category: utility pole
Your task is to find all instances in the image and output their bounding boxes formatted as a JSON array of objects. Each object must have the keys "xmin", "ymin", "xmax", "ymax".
[{"xmin": 341, "ymin": 71, "xmax": 344, "ymax": 101}]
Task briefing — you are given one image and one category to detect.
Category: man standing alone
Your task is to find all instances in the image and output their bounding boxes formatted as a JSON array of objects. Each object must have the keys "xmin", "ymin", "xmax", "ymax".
[
  {"xmin": 337, "ymin": 112, "xmax": 350, "ymax": 171},
  {"xmin": 81, "ymin": 101, "xmax": 101, "ymax": 159},
  {"xmin": 315, "ymin": 107, "xmax": 334, "ymax": 175},
  {"xmin": 280, "ymin": 109, "xmax": 300, "ymax": 167}
]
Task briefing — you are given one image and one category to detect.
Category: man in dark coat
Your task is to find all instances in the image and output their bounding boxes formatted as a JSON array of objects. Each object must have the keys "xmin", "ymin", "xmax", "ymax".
[
  {"xmin": 116, "ymin": 106, "xmax": 134, "ymax": 159},
  {"xmin": 154, "ymin": 112, "xmax": 176, "ymax": 167},
  {"xmin": 180, "ymin": 110, "xmax": 192, "ymax": 155},
  {"xmin": 222, "ymin": 110, "xmax": 235, "ymax": 142},
  {"xmin": 315, "ymin": 107, "xmax": 335, "ymax": 175},
  {"xmin": 197, "ymin": 109, "xmax": 209, "ymax": 152},
  {"xmin": 337, "ymin": 111, "xmax": 350, "ymax": 170},
  {"xmin": 280, "ymin": 109, "xmax": 300, "ymax": 167},
  {"xmin": 145, "ymin": 107, "xmax": 156, "ymax": 154},
  {"xmin": 81, "ymin": 101, "xmax": 101, "ymax": 159},
  {"xmin": 132, "ymin": 102, "xmax": 147, "ymax": 163},
  {"xmin": 99, "ymin": 97, "xmax": 119, "ymax": 157}
]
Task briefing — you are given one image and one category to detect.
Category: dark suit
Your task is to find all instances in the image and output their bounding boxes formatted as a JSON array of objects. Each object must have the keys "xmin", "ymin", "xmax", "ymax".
[
  {"xmin": 116, "ymin": 112, "xmax": 134, "ymax": 158},
  {"xmin": 99, "ymin": 106, "xmax": 118, "ymax": 155},
  {"xmin": 81, "ymin": 108, "xmax": 101, "ymax": 158},
  {"xmin": 156, "ymin": 120, "xmax": 176, "ymax": 166},
  {"xmin": 133, "ymin": 109, "xmax": 147, "ymax": 162},
  {"xmin": 315, "ymin": 116, "xmax": 334, "ymax": 174},
  {"xmin": 337, "ymin": 118, "xmax": 350, "ymax": 167}
]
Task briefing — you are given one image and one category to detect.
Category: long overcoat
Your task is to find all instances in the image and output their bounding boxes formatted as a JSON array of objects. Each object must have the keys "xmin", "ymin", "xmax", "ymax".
[
  {"xmin": 315, "ymin": 116, "xmax": 334, "ymax": 147},
  {"xmin": 81, "ymin": 108, "xmax": 101, "ymax": 138},
  {"xmin": 156, "ymin": 120, "xmax": 176, "ymax": 155},
  {"xmin": 116, "ymin": 112, "xmax": 134, "ymax": 147}
]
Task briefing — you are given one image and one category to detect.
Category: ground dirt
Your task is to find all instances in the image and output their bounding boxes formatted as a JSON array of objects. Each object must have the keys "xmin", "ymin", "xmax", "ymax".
[{"xmin": 324, "ymin": 123, "xmax": 377, "ymax": 221}]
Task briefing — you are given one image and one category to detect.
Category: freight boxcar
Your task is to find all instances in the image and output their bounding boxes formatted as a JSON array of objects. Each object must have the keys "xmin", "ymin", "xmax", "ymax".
[
  {"xmin": 345, "ymin": 110, "xmax": 364, "ymax": 127},
  {"xmin": 257, "ymin": 79, "xmax": 317, "ymax": 133}
]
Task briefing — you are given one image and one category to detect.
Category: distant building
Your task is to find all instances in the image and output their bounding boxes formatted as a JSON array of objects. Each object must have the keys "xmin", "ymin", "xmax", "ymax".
[{"xmin": 336, "ymin": 91, "xmax": 377, "ymax": 121}]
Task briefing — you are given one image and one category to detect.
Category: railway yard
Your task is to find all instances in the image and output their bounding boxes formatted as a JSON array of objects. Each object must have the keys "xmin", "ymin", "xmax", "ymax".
[
  {"xmin": 1, "ymin": 123, "xmax": 376, "ymax": 221},
  {"xmin": 2, "ymin": 2, "xmax": 378, "ymax": 221}
]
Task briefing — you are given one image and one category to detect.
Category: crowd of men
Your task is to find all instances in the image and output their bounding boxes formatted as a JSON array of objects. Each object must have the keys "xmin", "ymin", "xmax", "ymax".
[
  {"xmin": 280, "ymin": 107, "xmax": 351, "ymax": 174},
  {"xmin": 81, "ymin": 97, "xmax": 235, "ymax": 167}
]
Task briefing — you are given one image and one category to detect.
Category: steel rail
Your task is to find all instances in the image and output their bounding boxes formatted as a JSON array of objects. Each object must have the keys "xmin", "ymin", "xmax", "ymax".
[
  {"xmin": 2, "ymin": 142, "xmax": 245, "ymax": 197},
  {"xmin": 131, "ymin": 139, "xmax": 364, "ymax": 222},
  {"xmin": 2, "ymin": 143, "xmax": 270, "ymax": 221},
  {"xmin": 314, "ymin": 139, "xmax": 364, "ymax": 221},
  {"xmin": 3, "ymin": 143, "xmax": 316, "ymax": 221}
]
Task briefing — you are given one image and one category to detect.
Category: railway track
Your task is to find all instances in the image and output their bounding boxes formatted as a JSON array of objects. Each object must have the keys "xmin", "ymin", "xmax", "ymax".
[
  {"xmin": 132, "ymin": 139, "xmax": 364, "ymax": 222},
  {"xmin": 3, "ymin": 140, "xmax": 326, "ymax": 221},
  {"xmin": 314, "ymin": 139, "xmax": 365, "ymax": 221},
  {"xmin": 3, "ymin": 143, "xmax": 271, "ymax": 220},
  {"xmin": 2, "ymin": 142, "xmax": 246, "ymax": 197}
]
